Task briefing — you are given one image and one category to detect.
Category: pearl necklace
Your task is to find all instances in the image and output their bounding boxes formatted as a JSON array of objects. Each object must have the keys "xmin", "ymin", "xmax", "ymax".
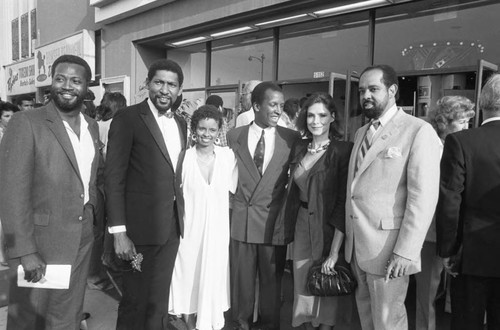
[{"xmin": 307, "ymin": 140, "xmax": 330, "ymax": 154}]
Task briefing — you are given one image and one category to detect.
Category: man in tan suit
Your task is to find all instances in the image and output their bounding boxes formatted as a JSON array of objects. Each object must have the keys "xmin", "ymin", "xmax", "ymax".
[{"xmin": 345, "ymin": 65, "xmax": 441, "ymax": 330}]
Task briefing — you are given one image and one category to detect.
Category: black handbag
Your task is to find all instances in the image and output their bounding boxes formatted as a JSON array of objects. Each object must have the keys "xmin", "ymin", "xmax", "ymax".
[{"xmin": 306, "ymin": 257, "xmax": 357, "ymax": 297}]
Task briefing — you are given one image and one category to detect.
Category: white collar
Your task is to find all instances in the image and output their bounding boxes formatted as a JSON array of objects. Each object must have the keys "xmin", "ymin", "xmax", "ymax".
[
  {"xmin": 250, "ymin": 121, "xmax": 276, "ymax": 135},
  {"xmin": 375, "ymin": 103, "xmax": 398, "ymax": 127},
  {"xmin": 147, "ymin": 98, "xmax": 173, "ymax": 118},
  {"xmin": 482, "ymin": 116, "xmax": 500, "ymax": 126}
]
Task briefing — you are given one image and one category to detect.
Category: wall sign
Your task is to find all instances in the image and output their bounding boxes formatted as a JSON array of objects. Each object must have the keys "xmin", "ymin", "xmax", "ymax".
[
  {"xmin": 5, "ymin": 58, "xmax": 36, "ymax": 96},
  {"xmin": 35, "ymin": 30, "xmax": 95, "ymax": 87}
]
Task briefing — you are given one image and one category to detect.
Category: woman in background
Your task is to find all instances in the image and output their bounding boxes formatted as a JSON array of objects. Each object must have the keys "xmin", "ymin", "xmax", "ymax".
[
  {"xmin": 280, "ymin": 92, "xmax": 353, "ymax": 330},
  {"xmin": 170, "ymin": 105, "xmax": 237, "ymax": 330},
  {"xmin": 415, "ymin": 95, "xmax": 475, "ymax": 330}
]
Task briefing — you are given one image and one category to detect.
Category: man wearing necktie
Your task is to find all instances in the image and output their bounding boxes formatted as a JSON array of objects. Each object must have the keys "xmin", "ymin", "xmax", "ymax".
[
  {"xmin": 105, "ymin": 59, "xmax": 187, "ymax": 329},
  {"xmin": 227, "ymin": 82, "xmax": 300, "ymax": 330},
  {"xmin": 344, "ymin": 65, "xmax": 441, "ymax": 330}
]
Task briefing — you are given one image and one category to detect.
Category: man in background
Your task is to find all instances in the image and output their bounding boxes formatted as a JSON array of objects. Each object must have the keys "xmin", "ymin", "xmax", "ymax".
[
  {"xmin": 437, "ymin": 74, "xmax": 500, "ymax": 329},
  {"xmin": 16, "ymin": 94, "xmax": 34, "ymax": 111}
]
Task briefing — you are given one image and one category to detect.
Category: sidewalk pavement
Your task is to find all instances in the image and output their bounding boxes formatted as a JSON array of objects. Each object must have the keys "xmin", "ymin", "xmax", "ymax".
[{"xmin": 0, "ymin": 266, "xmax": 451, "ymax": 330}]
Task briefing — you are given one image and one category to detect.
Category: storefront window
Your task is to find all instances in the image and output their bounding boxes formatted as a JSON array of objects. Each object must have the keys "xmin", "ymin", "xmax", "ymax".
[
  {"xmin": 374, "ymin": 0, "xmax": 500, "ymax": 73},
  {"xmin": 278, "ymin": 12, "xmax": 370, "ymax": 81},
  {"xmin": 211, "ymin": 30, "xmax": 274, "ymax": 86},
  {"xmin": 168, "ymin": 43, "xmax": 207, "ymax": 89}
]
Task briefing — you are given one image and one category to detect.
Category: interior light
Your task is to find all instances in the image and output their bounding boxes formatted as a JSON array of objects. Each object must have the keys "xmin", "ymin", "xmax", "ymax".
[
  {"xmin": 211, "ymin": 27, "xmax": 253, "ymax": 38},
  {"xmin": 255, "ymin": 14, "xmax": 308, "ymax": 26},
  {"xmin": 314, "ymin": 0, "xmax": 391, "ymax": 16},
  {"xmin": 171, "ymin": 36, "xmax": 207, "ymax": 46}
]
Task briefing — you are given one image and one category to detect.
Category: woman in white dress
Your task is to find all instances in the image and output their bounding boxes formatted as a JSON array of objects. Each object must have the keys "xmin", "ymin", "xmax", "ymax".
[{"xmin": 170, "ymin": 105, "xmax": 238, "ymax": 330}]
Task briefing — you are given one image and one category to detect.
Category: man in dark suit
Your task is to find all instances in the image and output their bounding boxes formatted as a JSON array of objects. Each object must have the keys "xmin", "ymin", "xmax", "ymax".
[
  {"xmin": 0, "ymin": 55, "xmax": 102, "ymax": 329},
  {"xmin": 105, "ymin": 59, "xmax": 187, "ymax": 330},
  {"xmin": 437, "ymin": 73, "xmax": 500, "ymax": 330},
  {"xmin": 227, "ymin": 82, "xmax": 300, "ymax": 330}
]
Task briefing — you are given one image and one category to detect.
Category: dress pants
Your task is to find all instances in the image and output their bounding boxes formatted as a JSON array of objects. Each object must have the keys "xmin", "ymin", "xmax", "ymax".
[
  {"xmin": 414, "ymin": 241, "xmax": 443, "ymax": 330},
  {"xmin": 116, "ymin": 225, "xmax": 180, "ymax": 330},
  {"xmin": 7, "ymin": 205, "xmax": 94, "ymax": 330},
  {"xmin": 450, "ymin": 274, "xmax": 500, "ymax": 330},
  {"xmin": 231, "ymin": 239, "xmax": 286, "ymax": 330},
  {"xmin": 351, "ymin": 251, "xmax": 409, "ymax": 330}
]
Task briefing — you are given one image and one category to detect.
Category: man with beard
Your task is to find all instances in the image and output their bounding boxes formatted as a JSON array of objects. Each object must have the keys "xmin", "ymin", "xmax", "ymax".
[
  {"xmin": 105, "ymin": 59, "xmax": 187, "ymax": 329},
  {"xmin": 344, "ymin": 65, "xmax": 441, "ymax": 330},
  {"xmin": 0, "ymin": 55, "xmax": 102, "ymax": 329}
]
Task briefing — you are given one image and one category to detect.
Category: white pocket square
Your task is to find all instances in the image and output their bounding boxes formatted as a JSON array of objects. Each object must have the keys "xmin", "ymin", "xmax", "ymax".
[{"xmin": 384, "ymin": 147, "xmax": 402, "ymax": 158}]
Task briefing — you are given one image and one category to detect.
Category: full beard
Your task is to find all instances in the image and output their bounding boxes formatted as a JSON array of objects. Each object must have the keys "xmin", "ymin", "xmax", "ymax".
[
  {"xmin": 51, "ymin": 90, "xmax": 84, "ymax": 113},
  {"xmin": 362, "ymin": 101, "xmax": 385, "ymax": 120}
]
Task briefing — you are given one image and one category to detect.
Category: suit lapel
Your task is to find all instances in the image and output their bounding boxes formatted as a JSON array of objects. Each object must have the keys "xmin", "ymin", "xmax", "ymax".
[
  {"xmin": 261, "ymin": 128, "xmax": 289, "ymax": 181},
  {"xmin": 45, "ymin": 103, "xmax": 81, "ymax": 180},
  {"xmin": 139, "ymin": 100, "xmax": 174, "ymax": 169},
  {"xmin": 233, "ymin": 126, "xmax": 261, "ymax": 183},
  {"xmin": 173, "ymin": 113, "xmax": 188, "ymax": 150},
  {"xmin": 355, "ymin": 109, "xmax": 404, "ymax": 178}
]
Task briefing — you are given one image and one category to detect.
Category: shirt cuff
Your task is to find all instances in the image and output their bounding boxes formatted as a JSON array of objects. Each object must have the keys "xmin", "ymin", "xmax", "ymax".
[{"xmin": 108, "ymin": 225, "xmax": 126, "ymax": 234}]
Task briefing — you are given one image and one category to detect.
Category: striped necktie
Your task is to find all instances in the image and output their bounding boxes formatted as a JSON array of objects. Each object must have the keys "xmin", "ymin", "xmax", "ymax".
[{"xmin": 354, "ymin": 120, "xmax": 380, "ymax": 175}]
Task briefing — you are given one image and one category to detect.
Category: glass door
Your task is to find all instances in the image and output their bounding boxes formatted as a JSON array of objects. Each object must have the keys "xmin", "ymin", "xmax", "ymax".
[{"xmin": 473, "ymin": 60, "xmax": 498, "ymax": 127}]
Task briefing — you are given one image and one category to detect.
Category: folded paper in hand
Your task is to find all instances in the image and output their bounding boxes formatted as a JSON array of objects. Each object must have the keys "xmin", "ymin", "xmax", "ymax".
[{"xmin": 17, "ymin": 265, "xmax": 71, "ymax": 289}]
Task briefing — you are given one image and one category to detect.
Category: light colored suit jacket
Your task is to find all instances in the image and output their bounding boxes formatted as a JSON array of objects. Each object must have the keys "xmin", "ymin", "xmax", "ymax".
[
  {"xmin": 345, "ymin": 109, "xmax": 440, "ymax": 275},
  {"xmin": 227, "ymin": 125, "xmax": 300, "ymax": 244},
  {"xmin": 0, "ymin": 103, "xmax": 102, "ymax": 266}
]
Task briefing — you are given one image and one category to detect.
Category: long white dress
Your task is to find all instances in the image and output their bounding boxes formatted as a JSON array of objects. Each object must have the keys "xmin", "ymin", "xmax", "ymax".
[{"xmin": 170, "ymin": 146, "xmax": 237, "ymax": 330}]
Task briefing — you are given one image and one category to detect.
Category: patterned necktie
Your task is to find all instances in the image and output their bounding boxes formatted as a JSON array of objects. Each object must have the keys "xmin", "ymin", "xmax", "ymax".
[
  {"xmin": 254, "ymin": 130, "xmax": 265, "ymax": 175},
  {"xmin": 355, "ymin": 120, "xmax": 380, "ymax": 175}
]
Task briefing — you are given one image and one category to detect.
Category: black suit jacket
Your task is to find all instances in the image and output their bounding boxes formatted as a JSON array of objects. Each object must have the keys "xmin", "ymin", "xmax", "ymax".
[
  {"xmin": 437, "ymin": 120, "xmax": 500, "ymax": 277},
  {"xmin": 105, "ymin": 99, "xmax": 187, "ymax": 245}
]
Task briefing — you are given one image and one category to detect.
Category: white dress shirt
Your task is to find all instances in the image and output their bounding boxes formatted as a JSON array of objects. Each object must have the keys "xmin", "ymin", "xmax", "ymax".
[
  {"xmin": 62, "ymin": 113, "xmax": 95, "ymax": 204},
  {"xmin": 370, "ymin": 103, "xmax": 399, "ymax": 144},
  {"xmin": 248, "ymin": 122, "xmax": 276, "ymax": 174},
  {"xmin": 147, "ymin": 98, "xmax": 182, "ymax": 172}
]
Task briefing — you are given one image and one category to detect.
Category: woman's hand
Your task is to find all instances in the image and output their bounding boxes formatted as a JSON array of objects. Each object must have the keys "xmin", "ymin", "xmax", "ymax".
[{"xmin": 321, "ymin": 253, "xmax": 339, "ymax": 275}]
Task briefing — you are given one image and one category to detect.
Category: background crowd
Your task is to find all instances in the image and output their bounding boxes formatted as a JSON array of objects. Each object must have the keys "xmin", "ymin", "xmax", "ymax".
[{"xmin": 0, "ymin": 54, "xmax": 499, "ymax": 330}]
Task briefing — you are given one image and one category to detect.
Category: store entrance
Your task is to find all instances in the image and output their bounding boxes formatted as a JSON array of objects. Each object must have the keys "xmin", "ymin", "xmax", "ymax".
[{"xmin": 397, "ymin": 59, "xmax": 498, "ymax": 127}]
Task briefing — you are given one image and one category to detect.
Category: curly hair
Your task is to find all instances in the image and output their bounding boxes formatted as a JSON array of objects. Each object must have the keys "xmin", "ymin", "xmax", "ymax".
[
  {"xmin": 429, "ymin": 96, "xmax": 475, "ymax": 139},
  {"xmin": 296, "ymin": 92, "xmax": 344, "ymax": 140},
  {"xmin": 190, "ymin": 105, "xmax": 223, "ymax": 133}
]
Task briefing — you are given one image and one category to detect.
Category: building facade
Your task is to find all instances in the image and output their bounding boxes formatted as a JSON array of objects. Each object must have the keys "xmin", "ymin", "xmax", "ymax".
[{"xmin": 2, "ymin": 0, "xmax": 499, "ymax": 136}]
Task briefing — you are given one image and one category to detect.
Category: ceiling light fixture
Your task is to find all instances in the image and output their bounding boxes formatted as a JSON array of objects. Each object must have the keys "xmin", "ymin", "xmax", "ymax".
[
  {"xmin": 171, "ymin": 36, "xmax": 207, "ymax": 46},
  {"xmin": 255, "ymin": 14, "xmax": 308, "ymax": 26},
  {"xmin": 211, "ymin": 26, "xmax": 253, "ymax": 38},
  {"xmin": 314, "ymin": 0, "xmax": 395, "ymax": 17}
]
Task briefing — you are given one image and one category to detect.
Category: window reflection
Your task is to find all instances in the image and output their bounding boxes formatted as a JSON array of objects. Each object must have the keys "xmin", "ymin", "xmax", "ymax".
[
  {"xmin": 278, "ymin": 12, "xmax": 369, "ymax": 81},
  {"xmin": 211, "ymin": 30, "xmax": 274, "ymax": 86},
  {"xmin": 168, "ymin": 43, "xmax": 207, "ymax": 89}
]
